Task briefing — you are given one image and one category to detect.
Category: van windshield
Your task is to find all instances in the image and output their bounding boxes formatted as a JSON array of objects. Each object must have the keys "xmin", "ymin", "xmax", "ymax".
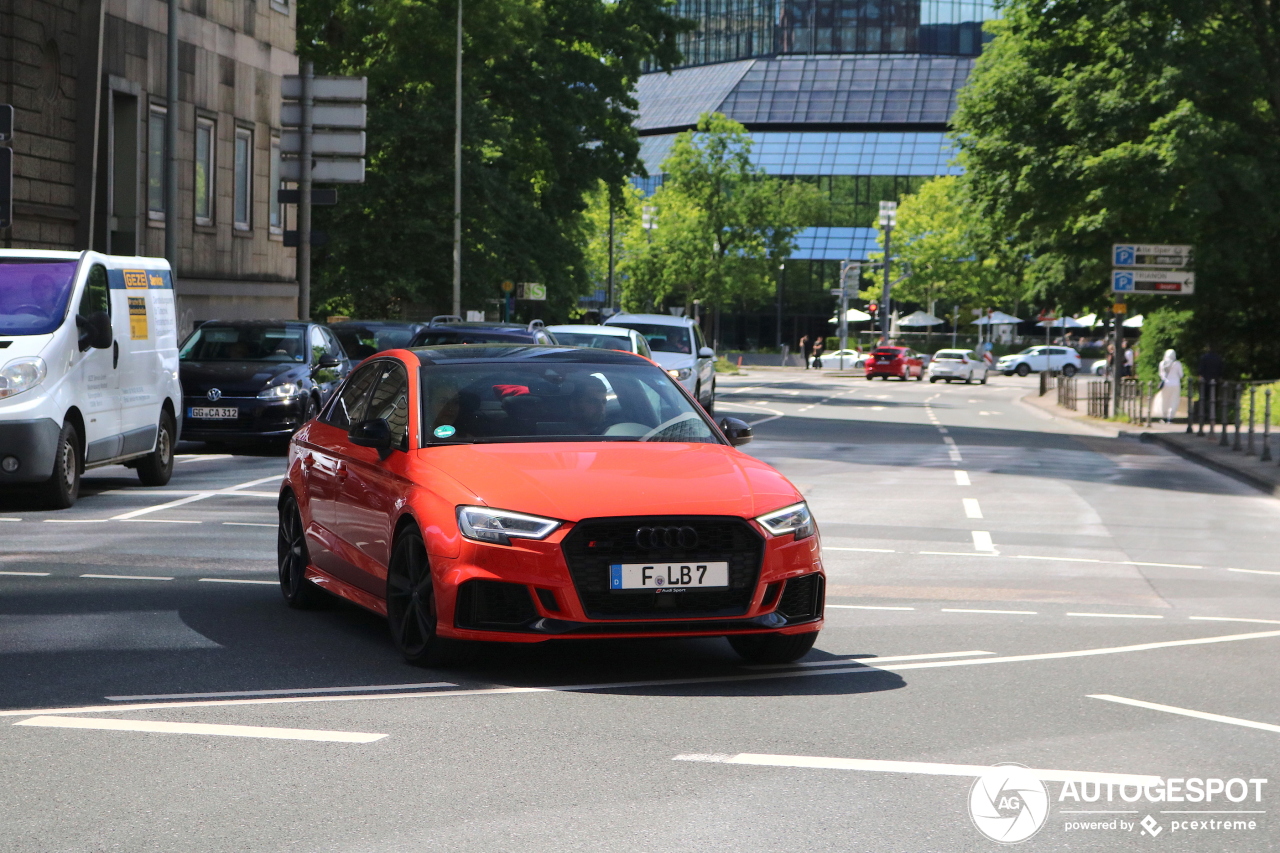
[
  {"xmin": 180, "ymin": 325, "xmax": 309, "ymax": 362},
  {"xmin": 0, "ymin": 260, "xmax": 79, "ymax": 336}
]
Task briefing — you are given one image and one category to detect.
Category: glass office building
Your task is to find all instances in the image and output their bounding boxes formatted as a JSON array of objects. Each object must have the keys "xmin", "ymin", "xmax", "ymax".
[{"xmin": 634, "ymin": 0, "xmax": 997, "ymax": 349}]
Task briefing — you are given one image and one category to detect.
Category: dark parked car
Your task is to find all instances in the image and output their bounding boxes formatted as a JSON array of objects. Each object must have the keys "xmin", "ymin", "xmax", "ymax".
[
  {"xmin": 408, "ymin": 317, "xmax": 557, "ymax": 347},
  {"xmin": 328, "ymin": 320, "xmax": 430, "ymax": 360},
  {"xmin": 178, "ymin": 320, "xmax": 351, "ymax": 443}
]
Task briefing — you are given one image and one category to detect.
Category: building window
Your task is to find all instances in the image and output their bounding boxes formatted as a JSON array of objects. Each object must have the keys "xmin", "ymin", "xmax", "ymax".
[
  {"xmin": 234, "ymin": 127, "xmax": 252, "ymax": 230},
  {"xmin": 194, "ymin": 118, "xmax": 215, "ymax": 225},
  {"xmin": 269, "ymin": 135, "xmax": 283, "ymax": 233},
  {"xmin": 147, "ymin": 106, "xmax": 167, "ymax": 220}
]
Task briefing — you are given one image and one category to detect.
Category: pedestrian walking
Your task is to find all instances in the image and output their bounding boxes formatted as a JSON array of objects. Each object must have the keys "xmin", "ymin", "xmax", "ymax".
[
  {"xmin": 1154, "ymin": 349, "xmax": 1183, "ymax": 422},
  {"xmin": 1121, "ymin": 341, "xmax": 1134, "ymax": 378},
  {"xmin": 1199, "ymin": 344, "xmax": 1224, "ymax": 382},
  {"xmin": 799, "ymin": 335, "xmax": 811, "ymax": 369},
  {"xmin": 811, "ymin": 338, "xmax": 825, "ymax": 369}
]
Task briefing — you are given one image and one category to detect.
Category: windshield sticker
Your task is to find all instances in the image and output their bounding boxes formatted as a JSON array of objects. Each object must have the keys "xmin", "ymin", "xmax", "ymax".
[
  {"xmin": 434, "ymin": 425, "xmax": 457, "ymax": 439},
  {"xmin": 128, "ymin": 297, "xmax": 149, "ymax": 340}
]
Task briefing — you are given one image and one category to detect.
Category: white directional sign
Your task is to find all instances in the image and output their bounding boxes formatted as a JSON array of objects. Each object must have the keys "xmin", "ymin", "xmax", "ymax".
[
  {"xmin": 1112, "ymin": 269, "xmax": 1195, "ymax": 295},
  {"xmin": 282, "ymin": 75, "xmax": 367, "ymax": 102},
  {"xmin": 281, "ymin": 103, "xmax": 366, "ymax": 129},
  {"xmin": 281, "ymin": 130, "xmax": 365, "ymax": 156},
  {"xmin": 1112, "ymin": 244, "xmax": 1192, "ymax": 268},
  {"xmin": 281, "ymin": 158, "xmax": 366, "ymax": 184}
]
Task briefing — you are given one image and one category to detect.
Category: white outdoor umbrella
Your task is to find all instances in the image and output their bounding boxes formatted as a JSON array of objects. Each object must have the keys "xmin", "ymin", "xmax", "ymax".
[
  {"xmin": 898, "ymin": 310, "xmax": 944, "ymax": 327},
  {"xmin": 972, "ymin": 311, "xmax": 1022, "ymax": 325},
  {"xmin": 1036, "ymin": 316, "xmax": 1084, "ymax": 328},
  {"xmin": 1075, "ymin": 313, "xmax": 1099, "ymax": 327},
  {"xmin": 829, "ymin": 307, "xmax": 872, "ymax": 323},
  {"xmin": 1123, "ymin": 314, "xmax": 1144, "ymax": 328}
]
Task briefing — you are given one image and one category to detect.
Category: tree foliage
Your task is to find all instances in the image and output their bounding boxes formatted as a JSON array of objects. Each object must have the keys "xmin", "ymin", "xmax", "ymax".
[
  {"xmin": 617, "ymin": 114, "xmax": 826, "ymax": 315},
  {"xmin": 297, "ymin": 0, "xmax": 686, "ymax": 320},
  {"xmin": 952, "ymin": 0, "xmax": 1280, "ymax": 376}
]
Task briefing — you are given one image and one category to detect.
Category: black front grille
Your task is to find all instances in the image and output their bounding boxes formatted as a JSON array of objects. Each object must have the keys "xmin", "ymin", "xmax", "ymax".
[
  {"xmin": 777, "ymin": 573, "xmax": 824, "ymax": 622},
  {"xmin": 454, "ymin": 580, "xmax": 537, "ymax": 629},
  {"xmin": 561, "ymin": 516, "xmax": 763, "ymax": 618}
]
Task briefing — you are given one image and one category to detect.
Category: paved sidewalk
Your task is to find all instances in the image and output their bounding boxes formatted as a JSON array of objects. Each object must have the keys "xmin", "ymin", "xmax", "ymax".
[{"xmin": 1023, "ymin": 389, "xmax": 1280, "ymax": 497}]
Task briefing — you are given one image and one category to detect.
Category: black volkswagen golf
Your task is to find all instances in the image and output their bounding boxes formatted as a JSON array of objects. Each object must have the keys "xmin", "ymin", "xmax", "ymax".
[{"xmin": 178, "ymin": 320, "xmax": 351, "ymax": 443}]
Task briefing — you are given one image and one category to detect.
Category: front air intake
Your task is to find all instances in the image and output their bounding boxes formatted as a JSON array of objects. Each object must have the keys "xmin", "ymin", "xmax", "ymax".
[{"xmin": 776, "ymin": 573, "xmax": 824, "ymax": 622}]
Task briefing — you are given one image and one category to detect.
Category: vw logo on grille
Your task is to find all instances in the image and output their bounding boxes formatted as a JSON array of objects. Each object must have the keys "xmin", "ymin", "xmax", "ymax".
[
  {"xmin": 635, "ymin": 525, "xmax": 698, "ymax": 550},
  {"xmin": 206, "ymin": 388, "xmax": 222, "ymax": 401}
]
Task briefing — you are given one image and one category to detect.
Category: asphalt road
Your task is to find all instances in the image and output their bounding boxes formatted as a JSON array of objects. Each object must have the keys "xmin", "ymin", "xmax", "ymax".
[{"xmin": 1, "ymin": 369, "xmax": 1277, "ymax": 852}]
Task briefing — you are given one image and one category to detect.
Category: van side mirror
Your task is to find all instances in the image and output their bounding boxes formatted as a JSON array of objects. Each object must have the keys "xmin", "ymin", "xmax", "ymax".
[
  {"xmin": 718, "ymin": 416, "xmax": 753, "ymax": 447},
  {"xmin": 348, "ymin": 417, "xmax": 393, "ymax": 453},
  {"xmin": 699, "ymin": 346, "xmax": 715, "ymax": 359},
  {"xmin": 76, "ymin": 311, "xmax": 112, "ymax": 352}
]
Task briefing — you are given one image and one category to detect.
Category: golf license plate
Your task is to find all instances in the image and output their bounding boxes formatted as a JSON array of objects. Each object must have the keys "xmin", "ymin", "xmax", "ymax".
[
  {"xmin": 609, "ymin": 561, "xmax": 729, "ymax": 590},
  {"xmin": 189, "ymin": 406, "xmax": 238, "ymax": 420}
]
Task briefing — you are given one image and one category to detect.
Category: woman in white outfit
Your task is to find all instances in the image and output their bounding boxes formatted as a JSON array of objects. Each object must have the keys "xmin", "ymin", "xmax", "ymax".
[{"xmin": 1155, "ymin": 349, "xmax": 1183, "ymax": 422}]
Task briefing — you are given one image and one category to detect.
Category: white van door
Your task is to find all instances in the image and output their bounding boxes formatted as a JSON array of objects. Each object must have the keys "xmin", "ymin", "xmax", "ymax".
[
  {"xmin": 112, "ymin": 267, "xmax": 166, "ymax": 455},
  {"xmin": 73, "ymin": 263, "xmax": 123, "ymax": 463}
]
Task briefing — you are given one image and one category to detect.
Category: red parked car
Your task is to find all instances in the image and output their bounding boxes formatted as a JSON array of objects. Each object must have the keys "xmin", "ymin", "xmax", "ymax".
[
  {"xmin": 865, "ymin": 346, "xmax": 924, "ymax": 380},
  {"xmin": 278, "ymin": 345, "xmax": 825, "ymax": 666}
]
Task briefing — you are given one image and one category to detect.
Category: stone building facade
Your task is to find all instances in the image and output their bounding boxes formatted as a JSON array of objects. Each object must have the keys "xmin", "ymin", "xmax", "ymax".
[{"xmin": 1, "ymin": 0, "xmax": 299, "ymax": 333}]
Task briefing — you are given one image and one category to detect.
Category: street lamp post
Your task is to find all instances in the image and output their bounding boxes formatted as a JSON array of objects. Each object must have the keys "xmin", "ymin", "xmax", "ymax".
[
  {"xmin": 452, "ymin": 0, "xmax": 463, "ymax": 318},
  {"xmin": 879, "ymin": 201, "xmax": 897, "ymax": 344}
]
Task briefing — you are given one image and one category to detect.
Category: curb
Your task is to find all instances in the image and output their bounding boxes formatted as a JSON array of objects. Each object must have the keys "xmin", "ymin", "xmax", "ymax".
[{"xmin": 1142, "ymin": 432, "xmax": 1280, "ymax": 499}]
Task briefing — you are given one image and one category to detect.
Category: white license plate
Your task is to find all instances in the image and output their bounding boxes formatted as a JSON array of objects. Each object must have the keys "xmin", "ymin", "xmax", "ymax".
[
  {"xmin": 609, "ymin": 562, "xmax": 729, "ymax": 590},
  {"xmin": 189, "ymin": 406, "xmax": 238, "ymax": 419}
]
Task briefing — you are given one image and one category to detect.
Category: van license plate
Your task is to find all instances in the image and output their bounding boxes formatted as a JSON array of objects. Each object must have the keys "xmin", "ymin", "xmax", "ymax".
[
  {"xmin": 609, "ymin": 562, "xmax": 729, "ymax": 590},
  {"xmin": 189, "ymin": 406, "xmax": 238, "ymax": 420}
]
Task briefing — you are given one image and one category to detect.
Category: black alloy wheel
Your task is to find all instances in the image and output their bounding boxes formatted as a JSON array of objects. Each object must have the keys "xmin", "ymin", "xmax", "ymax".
[
  {"xmin": 136, "ymin": 411, "xmax": 175, "ymax": 486},
  {"xmin": 39, "ymin": 420, "xmax": 81, "ymax": 509},
  {"xmin": 1016, "ymin": 363, "xmax": 1031, "ymax": 377},
  {"xmin": 965, "ymin": 372, "xmax": 973, "ymax": 385},
  {"xmin": 386, "ymin": 528, "xmax": 471, "ymax": 667},
  {"xmin": 1062, "ymin": 364, "xmax": 1078, "ymax": 378},
  {"xmin": 727, "ymin": 630, "xmax": 819, "ymax": 664},
  {"xmin": 278, "ymin": 493, "xmax": 325, "ymax": 609}
]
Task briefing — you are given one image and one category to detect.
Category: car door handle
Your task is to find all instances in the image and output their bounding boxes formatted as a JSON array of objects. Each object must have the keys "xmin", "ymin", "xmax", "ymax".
[{"xmin": 112, "ymin": 341, "xmax": 119, "ymax": 369}]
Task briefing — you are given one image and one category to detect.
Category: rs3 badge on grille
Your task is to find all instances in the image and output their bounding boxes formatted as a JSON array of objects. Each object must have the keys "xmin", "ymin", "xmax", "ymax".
[{"xmin": 609, "ymin": 562, "xmax": 729, "ymax": 590}]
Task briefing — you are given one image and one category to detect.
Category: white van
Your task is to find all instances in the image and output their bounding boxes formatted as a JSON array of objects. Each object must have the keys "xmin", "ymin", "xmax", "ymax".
[{"xmin": 0, "ymin": 250, "xmax": 183, "ymax": 507}]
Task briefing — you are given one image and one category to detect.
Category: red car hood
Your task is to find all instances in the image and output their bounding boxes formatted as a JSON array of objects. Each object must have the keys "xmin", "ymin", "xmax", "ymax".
[{"xmin": 417, "ymin": 442, "xmax": 799, "ymax": 522}]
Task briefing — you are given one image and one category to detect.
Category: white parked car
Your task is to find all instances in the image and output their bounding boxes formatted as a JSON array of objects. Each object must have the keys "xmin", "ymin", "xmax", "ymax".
[
  {"xmin": 545, "ymin": 325, "xmax": 652, "ymax": 358},
  {"xmin": 819, "ymin": 348, "xmax": 865, "ymax": 368},
  {"xmin": 928, "ymin": 349, "xmax": 988, "ymax": 384},
  {"xmin": 997, "ymin": 345, "xmax": 1081, "ymax": 377},
  {"xmin": 603, "ymin": 313, "xmax": 716, "ymax": 412}
]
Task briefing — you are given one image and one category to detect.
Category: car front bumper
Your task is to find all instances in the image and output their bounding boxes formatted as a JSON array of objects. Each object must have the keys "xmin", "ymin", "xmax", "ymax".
[
  {"xmin": 180, "ymin": 395, "xmax": 310, "ymax": 441},
  {"xmin": 0, "ymin": 418, "xmax": 61, "ymax": 483}
]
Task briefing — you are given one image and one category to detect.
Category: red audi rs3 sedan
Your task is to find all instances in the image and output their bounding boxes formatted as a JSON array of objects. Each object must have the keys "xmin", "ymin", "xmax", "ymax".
[{"xmin": 278, "ymin": 345, "xmax": 824, "ymax": 666}]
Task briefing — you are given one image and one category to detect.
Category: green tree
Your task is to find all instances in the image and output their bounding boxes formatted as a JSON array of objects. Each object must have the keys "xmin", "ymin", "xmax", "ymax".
[
  {"xmin": 618, "ymin": 113, "xmax": 825, "ymax": 328},
  {"xmin": 298, "ymin": 0, "xmax": 687, "ymax": 320},
  {"xmin": 952, "ymin": 0, "xmax": 1280, "ymax": 375}
]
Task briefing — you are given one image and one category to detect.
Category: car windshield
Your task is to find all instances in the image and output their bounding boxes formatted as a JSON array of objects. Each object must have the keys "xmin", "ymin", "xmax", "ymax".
[
  {"xmin": 610, "ymin": 323, "xmax": 692, "ymax": 354},
  {"xmin": 332, "ymin": 326, "xmax": 416, "ymax": 356},
  {"xmin": 551, "ymin": 332, "xmax": 632, "ymax": 352},
  {"xmin": 413, "ymin": 331, "xmax": 528, "ymax": 346},
  {"xmin": 0, "ymin": 260, "xmax": 79, "ymax": 336},
  {"xmin": 180, "ymin": 325, "xmax": 308, "ymax": 362},
  {"xmin": 421, "ymin": 361, "xmax": 719, "ymax": 445},
  {"xmin": 1016, "ymin": 347, "xmax": 1042, "ymax": 355}
]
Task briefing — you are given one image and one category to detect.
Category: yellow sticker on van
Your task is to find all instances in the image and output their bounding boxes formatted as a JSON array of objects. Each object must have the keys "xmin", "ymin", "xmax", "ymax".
[
  {"xmin": 123, "ymin": 270, "xmax": 149, "ymax": 289},
  {"xmin": 149, "ymin": 274, "xmax": 165, "ymax": 289},
  {"xmin": 128, "ymin": 297, "xmax": 149, "ymax": 340}
]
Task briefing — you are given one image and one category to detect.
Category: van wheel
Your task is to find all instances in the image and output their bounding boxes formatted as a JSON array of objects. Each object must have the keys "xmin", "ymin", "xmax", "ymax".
[
  {"xmin": 136, "ymin": 411, "xmax": 175, "ymax": 486},
  {"xmin": 728, "ymin": 631, "xmax": 819, "ymax": 664},
  {"xmin": 39, "ymin": 421, "xmax": 81, "ymax": 509}
]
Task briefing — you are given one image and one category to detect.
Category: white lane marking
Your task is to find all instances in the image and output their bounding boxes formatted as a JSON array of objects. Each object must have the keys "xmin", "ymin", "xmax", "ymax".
[
  {"xmin": 942, "ymin": 436, "xmax": 956, "ymax": 445},
  {"xmin": 1124, "ymin": 560, "xmax": 1203, "ymax": 569},
  {"xmin": 937, "ymin": 427, "xmax": 949, "ymax": 434},
  {"xmin": 1067, "ymin": 612, "xmax": 1164, "ymax": 620},
  {"xmin": 745, "ymin": 650, "xmax": 994, "ymax": 670},
  {"xmin": 13, "ymin": 715, "xmax": 387, "ymax": 743},
  {"xmin": 198, "ymin": 578, "xmax": 277, "ymax": 585},
  {"xmin": 963, "ymin": 498, "xmax": 983, "ymax": 519},
  {"xmin": 0, "ymin": 518, "xmax": 20, "ymax": 522},
  {"xmin": 80, "ymin": 573, "xmax": 174, "ymax": 582},
  {"xmin": 971, "ymin": 531, "xmax": 995, "ymax": 551},
  {"xmin": 954, "ymin": 471, "xmax": 970, "ymax": 485},
  {"xmin": 1228, "ymin": 568, "xmax": 1280, "ymax": 576},
  {"xmin": 222, "ymin": 522, "xmax": 275, "ymax": 528},
  {"xmin": 747, "ymin": 414, "xmax": 785, "ymax": 426},
  {"xmin": 121, "ymin": 518, "xmax": 202, "ymax": 524},
  {"xmin": 177, "ymin": 454, "xmax": 233, "ymax": 463},
  {"xmin": 109, "ymin": 474, "xmax": 281, "ymax": 521},
  {"xmin": 43, "ymin": 519, "xmax": 107, "ymax": 523},
  {"xmin": 942, "ymin": 608, "xmax": 1037, "ymax": 615},
  {"xmin": 1189, "ymin": 616, "xmax": 1280, "ymax": 625},
  {"xmin": 825, "ymin": 547, "xmax": 896, "ymax": 553},
  {"xmin": 671, "ymin": 754, "xmax": 1160, "ymax": 786},
  {"xmin": 1014, "ymin": 555, "xmax": 1104, "ymax": 564},
  {"xmin": 1090, "ymin": 695, "xmax": 1280, "ymax": 736},
  {"xmin": 107, "ymin": 682, "xmax": 457, "ymax": 701},
  {"xmin": 917, "ymin": 550, "xmax": 998, "ymax": 558},
  {"xmin": 8, "ymin": 629, "xmax": 1279, "ymax": 717},
  {"xmin": 826, "ymin": 604, "xmax": 916, "ymax": 610},
  {"xmin": 0, "ymin": 571, "xmax": 51, "ymax": 577}
]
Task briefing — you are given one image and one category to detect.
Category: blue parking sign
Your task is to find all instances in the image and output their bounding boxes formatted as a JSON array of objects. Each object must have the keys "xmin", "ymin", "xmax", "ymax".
[
  {"xmin": 1112, "ymin": 270, "xmax": 1135, "ymax": 292},
  {"xmin": 1113, "ymin": 245, "xmax": 1136, "ymax": 266}
]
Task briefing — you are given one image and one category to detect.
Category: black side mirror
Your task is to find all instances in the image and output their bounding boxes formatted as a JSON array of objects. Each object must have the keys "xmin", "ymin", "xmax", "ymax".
[
  {"xmin": 348, "ymin": 417, "xmax": 393, "ymax": 453},
  {"xmin": 718, "ymin": 416, "xmax": 753, "ymax": 447},
  {"xmin": 76, "ymin": 311, "xmax": 112, "ymax": 352},
  {"xmin": 315, "ymin": 353, "xmax": 340, "ymax": 370}
]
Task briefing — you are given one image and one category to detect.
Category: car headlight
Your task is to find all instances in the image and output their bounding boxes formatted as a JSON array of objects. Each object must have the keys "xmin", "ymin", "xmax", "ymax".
[
  {"xmin": 668, "ymin": 367, "xmax": 694, "ymax": 381},
  {"xmin": 258, "ymin": 382, "xmax": 302, "ymax": 399},
  {"xmin": 457, "ymin": 506, "xmax": 561, "ymax": 546},
  {"xmin": 755, "ymin": 501, "xmax": 814, "ymax": 540},
  {"xmin": 0, "ymin": 357, "xmax": 47, "ymax": 400}
]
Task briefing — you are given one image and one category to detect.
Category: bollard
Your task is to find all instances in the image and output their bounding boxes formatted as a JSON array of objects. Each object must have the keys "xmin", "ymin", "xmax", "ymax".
[
  {"xmin": 1233, "ymin": 383, "xmax": 1243, "ymax": 451},
  {"xmin": 1264, "ymin": 389, "xmax": 1274, "ymax": 462},
  {"xmin": 1208, "ymin": 380, "xmax": 1216, "ymax": 436},
  {"xmin": 1186, "ymin": 377, "xmax": 1195, "ymax": 433},
  {"xmin": 1247, "ymin": 386, "xmax": 1257, "ymax": 455},
  {"xmin": 1220, "ymin": 381, "xmax": 1231, "ymax": 446}
]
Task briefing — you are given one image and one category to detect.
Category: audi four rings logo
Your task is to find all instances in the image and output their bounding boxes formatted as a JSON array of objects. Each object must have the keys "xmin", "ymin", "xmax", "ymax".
[
  {"xmin": 635, "ymin": 526, "xmax": 698, "ymax": 550},
  {"xmin": 206, "ymin": 388, "xmax": 222, "ymax": 401}
]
